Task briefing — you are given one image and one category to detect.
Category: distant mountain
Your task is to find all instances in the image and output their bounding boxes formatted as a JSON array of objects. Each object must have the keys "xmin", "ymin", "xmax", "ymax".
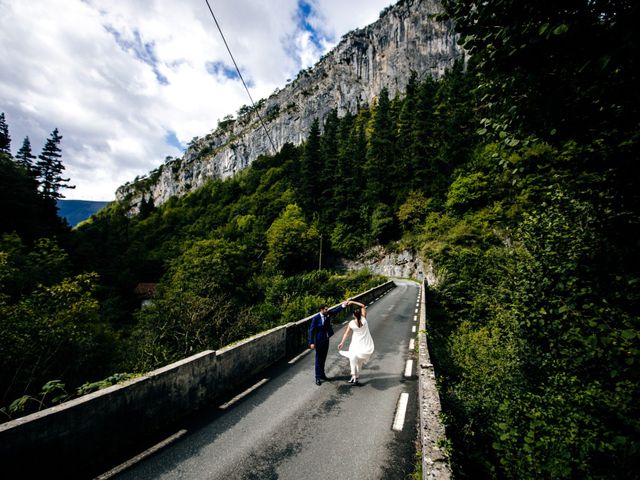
[{"xmin": 57, "ymin": 199, "xmax": 110, "ymax": 227}]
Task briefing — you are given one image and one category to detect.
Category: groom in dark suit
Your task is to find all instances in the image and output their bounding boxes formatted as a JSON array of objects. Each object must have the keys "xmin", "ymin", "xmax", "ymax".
[{"xmin": 309, "ymin": 302, "xmax": 346, "ymax": 385}]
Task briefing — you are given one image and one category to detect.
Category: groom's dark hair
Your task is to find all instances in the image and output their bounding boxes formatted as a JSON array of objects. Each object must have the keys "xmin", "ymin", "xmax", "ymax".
[{"xmin": 319, "ymin": 304, "xmax": 326, "ymax": 309}]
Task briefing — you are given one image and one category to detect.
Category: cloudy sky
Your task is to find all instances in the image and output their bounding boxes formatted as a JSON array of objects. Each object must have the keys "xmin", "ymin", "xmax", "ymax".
[{"xmin": 0, "ymin": 0, "xmax": 394, "ymax": 200}]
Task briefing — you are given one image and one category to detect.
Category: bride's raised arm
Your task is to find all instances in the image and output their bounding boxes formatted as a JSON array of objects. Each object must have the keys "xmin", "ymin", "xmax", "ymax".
[{"xmin": 347, "ymin": 299, "xmax": 367, "ymax": 318}]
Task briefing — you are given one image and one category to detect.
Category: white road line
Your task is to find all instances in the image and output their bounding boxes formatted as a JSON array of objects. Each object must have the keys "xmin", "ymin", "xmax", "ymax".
[
  {"xmin": 219, "ymin": 378, "xmax": 269, "ymax": 410},
  {"xmin": 392, "ymin": 392, "xmax": 409, "ymax": 431},
  {"xmin": 95, "ymin": 429, "xmax": 188, "ymax": 479},
  {"xmin": 413, "ymin": 315, "xmax": 417, "ymax": 322},
  {"xmin": 409, "ymin": 339, "xmax": 415, "ymax": 350},
  {"xmin": 404, "ymin": 359, "xmax": 414, "ymax": 377},
  {"xmin": 288, "ymin": 349, "xmax": 311, "ymax": 364},
  {"xmin": 411, "ymin": 325, "xmax": 416, "ymax": 333},
  {"xmin": 414, "ymin": 308, "xmax": 418, "ymax": 314}
]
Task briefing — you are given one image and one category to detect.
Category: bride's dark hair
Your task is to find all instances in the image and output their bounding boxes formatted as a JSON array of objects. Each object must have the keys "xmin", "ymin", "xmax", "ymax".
[{"xmin": 353, "ymin": 308, "xmax": 363, "ymax": 328}]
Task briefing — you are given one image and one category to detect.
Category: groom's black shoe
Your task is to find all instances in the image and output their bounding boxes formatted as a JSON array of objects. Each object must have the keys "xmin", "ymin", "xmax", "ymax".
[
  {"xmin": 320, "ymin": 375, "xmax": 330, "ymax": 381},
  {"xmin": 315, "ymin": 379, "xmax": 322, "ymax": 386}
]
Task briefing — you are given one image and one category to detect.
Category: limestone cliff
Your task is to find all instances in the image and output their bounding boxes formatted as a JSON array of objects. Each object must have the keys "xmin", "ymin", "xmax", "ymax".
[{"xmin": 116, "ymin": 0, "xmax": 462, "ymax": 209}]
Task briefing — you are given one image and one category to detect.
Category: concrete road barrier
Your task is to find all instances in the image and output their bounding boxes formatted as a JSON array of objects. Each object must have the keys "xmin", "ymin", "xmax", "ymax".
[{"xmin": 0, "ymin": 280, "xmax": 395, "ymax": 478}]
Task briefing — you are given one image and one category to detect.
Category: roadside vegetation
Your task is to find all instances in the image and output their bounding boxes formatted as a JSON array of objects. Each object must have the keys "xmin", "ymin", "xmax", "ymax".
[{"xmin": 1, "ymin": 1, "xmax": 638, "ymax": 476}]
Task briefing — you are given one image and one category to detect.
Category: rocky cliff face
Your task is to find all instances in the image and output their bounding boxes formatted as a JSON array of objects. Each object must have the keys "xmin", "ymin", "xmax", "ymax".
[
  {"xmin": 339, "ymin": 246, "xmax": 439, "ymax": 286},
  {"xmin": 116, "ymin": 0, "xmax": 462, "ymax": 209}
]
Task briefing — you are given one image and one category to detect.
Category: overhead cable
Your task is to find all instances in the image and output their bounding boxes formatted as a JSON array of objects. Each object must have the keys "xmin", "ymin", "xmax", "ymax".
[{"xmin": 203, "ymin": 0, "xmax": 277, "ymax": 154}]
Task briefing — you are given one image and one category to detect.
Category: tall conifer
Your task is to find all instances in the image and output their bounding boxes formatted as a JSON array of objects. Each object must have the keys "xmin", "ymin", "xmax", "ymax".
[
  {"xmin": 15, "ymin": 136, "xmax": 37, "ymax": 174},
  {"xmin": 0, "ymin": 112, "xmax": 11, "ymax": 155},
  {"xmin": 298, "ymin": 119, "xmax": 322, "ymax": 214},
  {"xmin": 36, "ymin": 128, "xmax": 75, "ymax": 201},
  {"xmin": 365, "ymin": 87, "xmax": 394, "ymax": 205}
]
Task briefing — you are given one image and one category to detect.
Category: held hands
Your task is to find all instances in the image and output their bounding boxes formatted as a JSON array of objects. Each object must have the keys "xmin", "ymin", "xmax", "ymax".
[{"xmin": 310, "ymin": 344, "xmax": 315, "ymax": 350}]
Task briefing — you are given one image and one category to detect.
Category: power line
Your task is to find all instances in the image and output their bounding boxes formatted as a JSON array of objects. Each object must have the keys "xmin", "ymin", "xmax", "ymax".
[{"xmin": 203, "ymin": 0, "xmax": 277, "ymax": 155}]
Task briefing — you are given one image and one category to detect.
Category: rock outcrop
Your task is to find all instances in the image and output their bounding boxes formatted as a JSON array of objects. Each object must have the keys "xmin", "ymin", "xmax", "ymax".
[
  {"xmin": 116, "ymin": 0, "xmax": 462, "ymax": 210},
  {"xmin": 339, "ymin": 246, "xmax": 438, "ymax": 285}
]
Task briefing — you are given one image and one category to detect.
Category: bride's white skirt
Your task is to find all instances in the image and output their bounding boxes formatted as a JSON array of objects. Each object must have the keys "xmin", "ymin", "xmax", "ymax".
[{"xmin": 339, "ymin": 319, "xmax": 375, "ymax": 367}]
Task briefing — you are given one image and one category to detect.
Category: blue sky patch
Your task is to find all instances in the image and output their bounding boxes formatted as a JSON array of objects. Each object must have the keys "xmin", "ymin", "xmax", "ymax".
[
  {"xmin": 297, "ymin": 0, "xmax": 324, "ymax": 50},
  {"xmin": 105, "ymin": 25, "xmax": 169, "ymax": 85},
  {"xmin": 165, "ymin": 130, "xmax": 186, "ymax": 151},
  {"xmin": 206, "ymin": 60, "xmax": 239, "ymax": 80}
]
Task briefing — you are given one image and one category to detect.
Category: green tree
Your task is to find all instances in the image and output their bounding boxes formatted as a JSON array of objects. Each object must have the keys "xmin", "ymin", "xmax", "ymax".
[
  {"xmin": 441, "ymin": 0, "xmax": 639, "ymax": 143},
  {"xmin": 128, "ymin": 238, "xmax": 256, "ymax": 370},
  {"xmin": 15, "ymin": 137, "xmax": 37, "ymax": 175},
  {"xmin": 298, "ymin": 119, "xmax": 322, "ymax": 213},
  {"xmin": 138, "ymin": 196, "xmax": 155, "ymax": 219},
  {"xmin": 0, "ymin": 156, "xmax": 64, "ymax": 241},
  {"xmin": 36, "ymin": 128, "xmax": 75, "ymax": 201},
  {"xmin": 335, "ymin": 111, "xmax": 367, "ymax": 222},
  {"xmin": 0, "ymin": 270, "xmax": 108, "ymax": 410},
  {"xmin": 319, "ymin": 110, "xmax": 340, "ymax": 226},
  {"xmin": 365, "ymin": 88, "xmax": 395, "ymax": 205},
  {"xmin": 0, "ymin": 112, "xmax": 10, "ymax": 155},
  {"xmin": 370, "ymin": 202, "xmax": 395, "ymax": 244},
  {"xmin": 265, "ymin": 204, "xmax": 319, "ymax": 274},
  {"xmin": 397, "ymin": 191, "xmax": 432, "ymax": 231}
]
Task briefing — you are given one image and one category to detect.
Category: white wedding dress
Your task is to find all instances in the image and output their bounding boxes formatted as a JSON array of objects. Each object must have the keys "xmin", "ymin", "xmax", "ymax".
[{"xmin": 339, "ymin": 317, "xmax": 375, "ymax": 376}]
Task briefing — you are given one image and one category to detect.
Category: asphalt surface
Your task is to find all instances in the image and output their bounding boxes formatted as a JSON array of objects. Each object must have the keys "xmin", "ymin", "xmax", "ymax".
[{"xmin": 109, "ymin": 279, "xmax": 420, "ymax": 480}]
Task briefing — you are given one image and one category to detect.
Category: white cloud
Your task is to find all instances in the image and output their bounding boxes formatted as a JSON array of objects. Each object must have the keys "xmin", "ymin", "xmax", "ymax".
[{"xmin": 0, "ymin": 0, "xmax": 396, "ymax": 200}]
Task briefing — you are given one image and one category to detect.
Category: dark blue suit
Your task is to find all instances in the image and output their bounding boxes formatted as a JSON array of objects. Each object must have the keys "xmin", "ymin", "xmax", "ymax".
[{"xmin": 308, "ymin": 304, "xmax": 344, "ymax": 381}]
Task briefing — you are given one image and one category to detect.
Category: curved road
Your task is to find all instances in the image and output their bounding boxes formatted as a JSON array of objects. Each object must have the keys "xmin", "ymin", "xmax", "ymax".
[{"xmin": 107, "ymin": 279, "xmax": 420, "ymax": 480}]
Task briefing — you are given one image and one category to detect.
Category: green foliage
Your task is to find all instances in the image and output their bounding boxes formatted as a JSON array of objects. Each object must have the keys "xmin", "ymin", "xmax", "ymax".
[
  {"xmin": 0, "ymin": 150, "xmax": 68, "ymax": 242},
  {"xmin": 435, "ymin": 190, "xmax": 640, "ymax": 478},
  {"xmin": 370, "ymin": 203, "xmax": 395, "ymax": 244},
  {"xmin": 445, "ymin": 172, "xmax": 491, "ymax": 214},
  {"xmin": 397, "ymin": 191, "xmax": 432, "ymax": 231},
  {"xmin": 4, "ymin": 380, "xmax": 69, "ymax": 418},
  {"xmin": 266, "ymin": 204, "xmax": 319, "ymax": 274},
  {"xmin": 0, "ymin": 265, "xmax": 115, "ymax": 416},
  {"xmin": 441, "ymin": 0, "xmax": 639, "ymax": 145},
  {"xmin": 76, "ymin": 373, "xmax": 137, "ymax": 396},
  {"xmin": 330, "ymin": 221, "xmax": 366, "ymax": 257}
]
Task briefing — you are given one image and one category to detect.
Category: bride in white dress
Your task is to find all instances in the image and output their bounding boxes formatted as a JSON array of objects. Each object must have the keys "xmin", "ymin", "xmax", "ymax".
[{"xmin": 338, "ymin": 300, "xmax": 375, "ymax": 384}]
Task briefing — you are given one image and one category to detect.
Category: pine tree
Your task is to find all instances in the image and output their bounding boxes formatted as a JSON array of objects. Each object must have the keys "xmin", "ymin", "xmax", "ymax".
[
  {"xmin": 15, "ymin": 137, "xmax": 37, "ymax": 174},
  {"xmin": 412, "ymin": 77, "xmax": 439, "ymax": 196},
  {"xmin": 0, "ymin": 112, "xmax": 11, "ymax": 155},
  {"xmin": 36, "ymin": 128, "xmax": 75, "ymax": 201},
  {"xmin": 298, "ymin": 119, "xmax": 322, "ymax": 214},
  {"xmin": 319, "ymin": 110, "xmax": 340, "ymax": 226},
  {"xmin": 396, "ymin": 72, "xmax": 419, "ymax": 198},
  {"xmin": 365, "ymin": 87, "xmax": 395, "ymax": 205}
]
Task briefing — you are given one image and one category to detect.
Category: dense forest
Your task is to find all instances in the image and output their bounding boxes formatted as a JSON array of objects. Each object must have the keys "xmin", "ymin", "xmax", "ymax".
[{"xmin": 1, "ymin": 0, "xmax": 639, "ymax": 477}]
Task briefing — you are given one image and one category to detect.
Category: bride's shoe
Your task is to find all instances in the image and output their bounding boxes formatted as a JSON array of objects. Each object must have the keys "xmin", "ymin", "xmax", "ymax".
[{"xmin": 347, "ymin": 376, "xmax": 356, "ymax": 383}]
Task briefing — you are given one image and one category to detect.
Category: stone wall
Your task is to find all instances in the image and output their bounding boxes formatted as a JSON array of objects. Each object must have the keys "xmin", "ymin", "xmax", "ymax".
[
  {"xmin": 418, "ymin": 281, "xmax": 452, "ymax": 479},
  {"xmin": 0, "ymin": 281, "xmax": 395, "ymax": 478}
]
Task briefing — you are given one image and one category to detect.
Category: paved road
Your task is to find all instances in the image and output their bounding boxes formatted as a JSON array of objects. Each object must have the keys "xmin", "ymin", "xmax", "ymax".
[{"xmin": 109, "ymin": 279, "xmax": 420, "ymax": 480}]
